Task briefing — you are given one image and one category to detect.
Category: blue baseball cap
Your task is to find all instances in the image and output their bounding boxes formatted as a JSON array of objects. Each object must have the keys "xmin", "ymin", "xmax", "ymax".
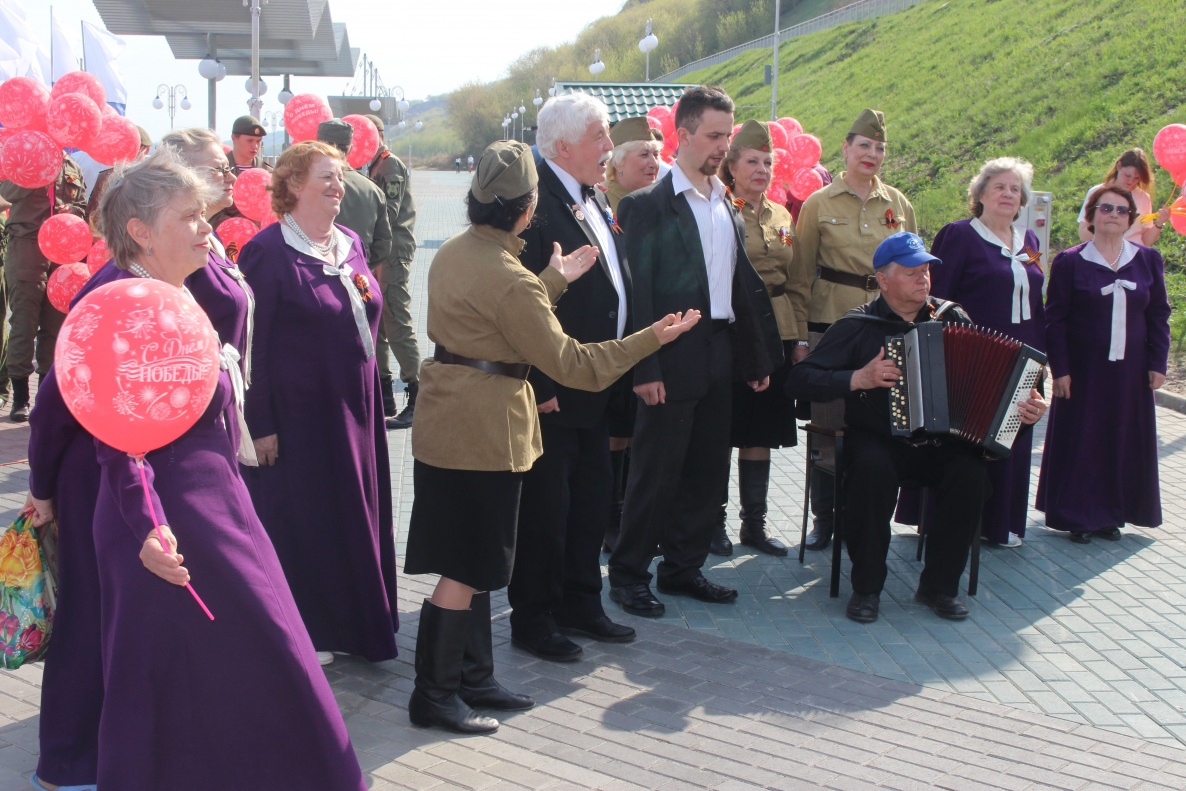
[{"xmin": 872, "ymin": 231, "xmax": 940, "ymax": 269}]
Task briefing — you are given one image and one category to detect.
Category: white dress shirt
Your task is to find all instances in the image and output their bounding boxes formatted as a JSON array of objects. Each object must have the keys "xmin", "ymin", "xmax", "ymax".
[
  {"xmin": 546, "ymin": 159, "xmax": 627, "ymax": 338},
  {"xmin": 671, "ymin": 163, "xmax": 736, "ymax": 321}
]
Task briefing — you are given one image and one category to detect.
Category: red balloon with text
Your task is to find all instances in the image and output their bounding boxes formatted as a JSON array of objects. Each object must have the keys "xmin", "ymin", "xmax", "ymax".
[
  {"xmin": 1153, "ymin": 124, "xmax": 1186, "ymax": 176},
  {"xmin": 54, "ymin": 279, "xmax": 221, "ymax": 456},
  {"xmin": 283, "ymin": 94, "xmax": 333, "ymax": 143}
]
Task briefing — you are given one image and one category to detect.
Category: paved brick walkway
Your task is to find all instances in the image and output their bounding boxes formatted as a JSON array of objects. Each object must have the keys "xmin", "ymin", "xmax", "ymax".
[{"xmin": 0, "ymin": 171, "xmax": 1182, "ymax": 788}]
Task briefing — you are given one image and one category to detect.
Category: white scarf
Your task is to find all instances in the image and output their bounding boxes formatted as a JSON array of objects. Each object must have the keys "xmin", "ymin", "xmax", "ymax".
[
  {"xmin": 279, "ymin": 223, "xmax": 374, "ymax": 359},
  {"xmin": 219, "ymin": 344, "xmax": 258, "ymax": 466},
  {"xmin": 970, "ymin": 218, "xmax": 1033, "ymax": 324},
  {"xmin": 1081, "ymin": 240, "xmax": 1140, "ymax": 361},
  {"xmin": 209, "ymin": 234, "xmax": 256, "ymax": 385}
]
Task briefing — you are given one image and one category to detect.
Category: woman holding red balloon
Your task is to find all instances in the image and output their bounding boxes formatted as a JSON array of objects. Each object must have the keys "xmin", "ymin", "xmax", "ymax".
[
  {"xmin": 47, "ymin": 150, "xmax": 367, "ymax": 790},
  {"xmin": 705, "ymin": 119, "xmax": 812, "ymax": 558},
  {"xmin": 237, "ymin": 141, "xmax": 400, "ymax": 668}
]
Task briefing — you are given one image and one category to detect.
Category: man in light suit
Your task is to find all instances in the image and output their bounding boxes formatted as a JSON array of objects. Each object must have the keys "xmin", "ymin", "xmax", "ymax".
[
  {"xmin": 507, "ymin": 93, "xmax": 637, "ymax": 661},
  {"xmin": 608, "ymin": 85, "xmax": 783, "ymax": 617}
]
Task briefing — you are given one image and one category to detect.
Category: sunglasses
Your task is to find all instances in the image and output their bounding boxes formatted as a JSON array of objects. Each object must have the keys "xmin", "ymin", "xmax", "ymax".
[
  {"xmin": 1096, "ymin": 202, "xmax": 1130, "ymax": 216},
  {"xmin": 202, "ymin": 165, "xmax": 235, "ymax": 178}
]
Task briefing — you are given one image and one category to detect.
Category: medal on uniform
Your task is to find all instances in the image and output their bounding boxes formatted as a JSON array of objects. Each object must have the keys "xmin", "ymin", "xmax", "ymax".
[
  {"xmin": 603, "ymin": 206, "xmax": 622, "ymax": 234},
  {"xmin": 352, "ymin": 272, "xmax": 373, "ymax": 302},
  {"xmin": 571, "ymin": 203, "xmax": 585, "ymax": 222},
  {"xmin": 778, "ymin": 227, "xmax": 793, "ymax": 246},
  {"xmin": 884, "ymin": 209, "xmax": 899, "ymax": 230}
]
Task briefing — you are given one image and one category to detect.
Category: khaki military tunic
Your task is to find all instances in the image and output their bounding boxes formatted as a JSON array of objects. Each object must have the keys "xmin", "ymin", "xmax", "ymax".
[
  {"xmin": 336, "ymin": 169, "xmax": 391, "ymax": 268},
  {"xmin": 793, "ymin": 173, "xmax": 916, "ymax": 325},
  {"xmin": 367, "ymin": 148, "xmax": 416, "ymax": 265},
  {"xmin": 603, "ymin": 180, "xmax": 631, "ymax": 213},
  {"xmin": 413, "ymin": 224, "xmax": 661, "ymax": 473},
  {"xmin": 739, "ymin": 195, "xmax": 810, "ymax": 341}
]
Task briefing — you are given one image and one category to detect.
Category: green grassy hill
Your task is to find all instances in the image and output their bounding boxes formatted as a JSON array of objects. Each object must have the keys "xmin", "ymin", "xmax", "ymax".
[{"xmin": 687, "ymin": 0, "xmax": 1186, "ymax": 346}]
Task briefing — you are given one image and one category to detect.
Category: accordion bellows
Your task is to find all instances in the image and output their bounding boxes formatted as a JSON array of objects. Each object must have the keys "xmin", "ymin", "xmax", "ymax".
[{"xmin": 886, "ymin": 324, "xmax": 1046, "ymax": 458}]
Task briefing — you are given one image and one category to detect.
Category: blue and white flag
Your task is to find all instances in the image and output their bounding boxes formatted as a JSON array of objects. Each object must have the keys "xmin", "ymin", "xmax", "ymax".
[{"xmin": 81, "ymin": 20, "xmax": 126, "ymax": 114}]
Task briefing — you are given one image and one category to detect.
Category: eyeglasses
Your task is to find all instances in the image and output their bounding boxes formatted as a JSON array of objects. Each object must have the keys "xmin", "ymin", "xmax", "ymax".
[
  {"xmin": 202, "ymin": 165, "xmax": 235, "ymax": 178},
  {"xmin": 1096, "ymin": 202, "xmax": 1130, "ymax": 216}
]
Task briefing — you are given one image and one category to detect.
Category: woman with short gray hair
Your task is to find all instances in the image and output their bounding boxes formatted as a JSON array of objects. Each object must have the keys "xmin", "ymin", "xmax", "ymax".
[
  {"xmin": 894, "ymin": 156, "xmax": 1047, "ymax": 548},
  {"xmin": 39, "ymin": 150, "xmax": 369, "ymax": 790},
  {"xmin": 603, "ymin": 118, "xmax": 663, "ymax": 211}
]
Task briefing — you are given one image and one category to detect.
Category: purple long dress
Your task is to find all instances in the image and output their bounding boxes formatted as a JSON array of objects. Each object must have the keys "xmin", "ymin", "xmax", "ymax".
[
  {"xmin": 238, "ymin": 222, "xmax": 398, "ymax": 661},
  {"xmin": 29, "ymin": 247, "xmax": 255, "ymax": 786},
  {"xmin": 894, "ymin": 219, "xmax": 1046, "ymax": 543},
  {"xmin": 1036, "ymin": 241, "xmax": 1171, "ymax": 532},
  {"xmin": 92, "ymin": 367, "xmax": 365, "ymax": 790}
]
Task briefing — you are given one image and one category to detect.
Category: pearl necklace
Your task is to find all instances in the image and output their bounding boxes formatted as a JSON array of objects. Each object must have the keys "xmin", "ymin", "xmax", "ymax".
[
  {"xmin": 284, "ymin": 213, "xmax": 336, "ymax": 256},
  {"xmin": 129, "ymin": 262, "xmax": 153, "ymax": 279}
]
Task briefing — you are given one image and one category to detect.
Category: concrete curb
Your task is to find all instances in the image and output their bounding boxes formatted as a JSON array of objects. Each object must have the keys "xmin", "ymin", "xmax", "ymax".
[{"xmin": 1156, "ymin": 388, "xmax": 1186, "ymax": 414}]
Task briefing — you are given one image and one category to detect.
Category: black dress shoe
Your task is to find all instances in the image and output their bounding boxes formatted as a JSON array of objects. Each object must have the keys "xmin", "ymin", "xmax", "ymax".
[
  {"xmin": 657, "ymin": 574, "xmax": 738, "ymax": 604},
  {"xmin": 556, "ymin": 613, "xmax": 636, "ymax": 643},
  {"xmin": 846, "ymin": 592, "xmax": 880, "ymax": 623},
  {"xmin": 708, "ymin": 523, "xmax": 733, "ymax": 556},
  {"xmin": 609, "ymin": 584, "xmax": 665, "ymax": 617},
  {"xmin": 739, "ymin": 525, "xmax": 789, "ymax": 557},
  {"xmin": 511, "ymin": 631, "xmax": 583, "ymax": 662},
  {"xmin": 914, "ymin": 589, "xmax": 969, "ymax": 620},
  {"xmin": 1070, "ymin": 531, "xmax": 1091, "ymax": 544},
  {"xmin": 804, "ymin": 526, "xmax": 831, "ymax": 551},
  {"xmin": 1097, "ymin": 527, "xmax": 1122, "ymax": 541}
]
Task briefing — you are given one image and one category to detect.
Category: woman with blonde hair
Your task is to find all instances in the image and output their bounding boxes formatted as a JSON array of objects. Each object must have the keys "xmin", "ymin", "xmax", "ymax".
[{"xmin": 1078, "ymin": 148, "xmax": 1170, "ymax": 245}]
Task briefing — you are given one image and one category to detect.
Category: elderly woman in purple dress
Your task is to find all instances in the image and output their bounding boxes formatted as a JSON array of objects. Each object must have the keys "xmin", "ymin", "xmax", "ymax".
[
  {"xmin": 22, "ymin": 130, "xmax": 259, "ymax": 791},
  {"xmin": 894, "ymin": 157, "xmax": 1048, "ymax": 548},
  {"xmin": 238, "ymin": 141, "xmax": 398, "ymax": 667},
  {"xmin": 50, "ymin": 151, "xmax": 365, "ymax": 790},
  {"xmin": 1037, "ymin": 184, "xmax": 1171, "ymax": 544}
]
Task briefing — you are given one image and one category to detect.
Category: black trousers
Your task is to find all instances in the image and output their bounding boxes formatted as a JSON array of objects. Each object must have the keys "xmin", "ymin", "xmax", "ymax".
[
  {"xmin": 609, "ymin": 331, "xmax": 732, "ymax": 588},
  {"xmin": 508, "ymin": 419, "xmax": 611, "ymax": 638},
  {"xmin": 843, "ymin": 430, "xmax": 989, "ymax": 597}
]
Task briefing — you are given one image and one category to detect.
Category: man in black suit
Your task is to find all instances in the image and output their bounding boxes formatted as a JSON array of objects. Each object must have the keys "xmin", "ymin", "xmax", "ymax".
[
  {"xmin": 608, "ymin": 86, "xmax": 784, "ymax": 617},
  {"xmin": 507, "ymin": 93, "xmax": 638, "ymax": 661}
]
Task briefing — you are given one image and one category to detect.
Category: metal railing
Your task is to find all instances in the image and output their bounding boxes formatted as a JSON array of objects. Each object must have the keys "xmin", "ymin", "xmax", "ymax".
[{"xmin": 657, "ymin": 0, "xmax": 927, "ymax": 83}]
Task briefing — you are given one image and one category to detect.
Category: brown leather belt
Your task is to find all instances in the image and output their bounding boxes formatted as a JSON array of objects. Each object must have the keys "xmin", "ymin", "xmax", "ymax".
[
  {"xmin": 818, "ymin": 266, "xmax": 878, "ymax": 292},
  {"xmin": 434, "ymin": 345, "xmax": 531, "ymax": 380}
]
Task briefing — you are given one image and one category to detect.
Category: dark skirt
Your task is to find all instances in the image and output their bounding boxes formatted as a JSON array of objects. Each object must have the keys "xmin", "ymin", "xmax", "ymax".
[
  {"xmin": 405, "ymin": 460, "xmax": 524, "ymax": 591},
  {"xmin": 731, "ymin": 340, "xmax": 799, "ymax": 449}
]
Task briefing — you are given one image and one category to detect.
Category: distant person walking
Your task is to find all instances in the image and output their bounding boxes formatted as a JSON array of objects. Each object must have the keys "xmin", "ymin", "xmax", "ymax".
[
  {"xmin": 456, "ymin": 157, "xmax": 462, "ymax": 172},
  {"xmin": 468, "ymin": 154, "xmax": 475, "ymax": 172}
]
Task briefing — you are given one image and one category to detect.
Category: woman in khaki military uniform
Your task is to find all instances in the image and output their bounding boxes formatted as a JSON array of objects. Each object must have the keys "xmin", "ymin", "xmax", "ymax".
[
  {"xmin": 603, "ymin": 116, "xmax": 663, "ymax": 212},
  {"xmin": 793, "ymin": 108, "xmax": 917, "ymax": 551},
  {"xmin": 404, "ymin": 140, "xmax": 700, "ymax": 736},
  {"xmin": 708, "ymin": 120, "xmax": 812, "ymax": 559}
]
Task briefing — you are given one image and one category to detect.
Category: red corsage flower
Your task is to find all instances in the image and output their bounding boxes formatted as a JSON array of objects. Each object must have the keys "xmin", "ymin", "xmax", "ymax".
[
  {"xmin": 884, "ymin": 209, "xmax": 899, "ymax": 230},
  {"xmin": 352, "ymin": 273, "xmax": 373, "ymax": 302}
]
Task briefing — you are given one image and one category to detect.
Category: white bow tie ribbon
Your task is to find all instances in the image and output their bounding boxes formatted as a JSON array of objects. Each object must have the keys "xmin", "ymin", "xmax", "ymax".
[
  {"xmin": 220, "ymin": 344, "xmax": 258, "ymax": 467},
  {"xmin": 1008, "ymin": 250, "xmax": 1032, "ymax": 324},
  {"xmin": 1100, "ymin": 280, "xmax": 1137, "ymax": 361},
  {"xmin": 224, "ymin": 265, "xmax": 255, "ymax": 386},
  {"xmin": 322, "ymin": 262, "xmax": 375, "ymax": 359}
]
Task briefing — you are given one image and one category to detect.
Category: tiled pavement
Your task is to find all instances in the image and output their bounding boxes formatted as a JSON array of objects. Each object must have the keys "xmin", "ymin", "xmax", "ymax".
[{"xmin": 0, "ymin": 171, "xmax": 1181, "ymax": 788}]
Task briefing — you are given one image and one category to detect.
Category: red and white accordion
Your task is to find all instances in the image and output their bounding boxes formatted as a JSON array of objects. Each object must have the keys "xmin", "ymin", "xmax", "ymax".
[{"xmin": 885, "ymin": 323, "xmax": 1046, "ymax": 458}]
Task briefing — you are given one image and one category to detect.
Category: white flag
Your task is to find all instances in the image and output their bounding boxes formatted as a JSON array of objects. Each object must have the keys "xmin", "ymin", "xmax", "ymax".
[
  {"xmin": 50, "ymin": 7, "xmax": 79, "ymax": 82},
  {"xmin": 0, "ymin": 0, "xmax": 49, "ymax": 84},
  {"xmin": 81, "ymin": 20, "xmax": 127, "ymax": 110}
]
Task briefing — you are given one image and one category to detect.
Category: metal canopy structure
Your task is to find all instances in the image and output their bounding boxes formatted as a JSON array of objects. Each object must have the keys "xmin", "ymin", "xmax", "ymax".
[{"xmin": 91, "ymin": 0, "xmax": 359, "ymax": 77}]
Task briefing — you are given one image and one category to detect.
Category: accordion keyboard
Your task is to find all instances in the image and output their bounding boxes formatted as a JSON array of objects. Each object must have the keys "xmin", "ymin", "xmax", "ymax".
[
  {"xmin": 990, "ymin": 357, "xmax": 1044, "ymax": 450},
  {"xmin": 886, "ymin": 336, "xmax": 909, "ymax": 433}
]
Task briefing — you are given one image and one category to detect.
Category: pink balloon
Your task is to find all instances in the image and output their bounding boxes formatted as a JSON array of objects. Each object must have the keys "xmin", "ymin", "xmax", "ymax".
[
  {"xmin": 766, "ymin": 183, "xmax": 788, "ymax": 204},
  {"xmin": 85, "ymin": 115, "xmax": 141, "ymax": 166},
  {"xmin": 646, "ymin": 105, "xmax": 670, "ymax": 124},
  {"xmin": 660, "ymin": 146, "xmax": 675, "ymax": 164},
  {"xmin": 789, "ymin": 167, "xmax": 824, "ymax": 200},
  {"xmin": 1171, "ymin": 196, "xmax": 1186, "ymax": 236},
  {"xmin": 787, "ymin": 133, "xmax": 822, "ymax": 169},
  {"xmin": 47, "ymin": 263, "xmax": 91, "ymax": 313},
  {"xmin": 731, "ymin": 123, "xmax": 742, "ymax": 139},
  {"xmin": 776, "ymin": 117, "xmax": 803, "ymax": 138},
  {"xmin": 1153, "ymin": 124, "xmax": 1186, "ymax": 175},
  {"xmin": 232, "ymin": 167, "xmax": 272, "ymax": 223},
  {"xmin": 0, "ymin": 127, "xmax": 17, "ymax": 181},
  {"xmin": 86, "ymin": 238, "xmax": 111, "ymax": 274},
  {"xmin": 216, "ymin": 217, "xmax": 259, "ymax": 260},
  {"xmin": 342, "ymin": 114, "xmax": 381, "ymax": 169},
  {"xmin": 283, "ymin": 93, "xmax": 332, "ymax": 143},
  {"xmin": 38, "ymin": 213, "xmax": 92, "ymax": 265},
  {"xmin": 46, "ymin": 92, "xmax": 103, "ymax": 149},
  {"xmin": 51, "ymin": 71, "xmax": 106, "ymax": 108},
  {"xmin": 55, "ymin": 279, "xmax": 221, "ymax": 455},
  {"xmin": 772, "ymin": 148, "xmax": 794, "ymax": 186},
  {"xmin": 769, "ymin": 122, "xmax": 789, "ymax": 151},
  {"xmin": 1, "ymin": 131, "xmax": 63, "ymax": 189},
  {"xmin": 260, "ymin": 208, "xmax": 279, "ymax": 227},
  {"xmin": 646, "ymin": 116, "xmax": 662, "ymax": 131},
  {"xmin": 0, "ymin": 76, "xmax": 51, "ymax": 131}
]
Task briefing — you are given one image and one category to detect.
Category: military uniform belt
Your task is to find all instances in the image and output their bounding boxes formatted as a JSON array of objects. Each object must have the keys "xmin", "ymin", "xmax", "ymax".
[
  {"xmin": 434, "ymin": 345, "xmax": 531, "ymax": 380},
  {"xmin": 818, "ymin": 266, "xmax": 878, "ymax": 292},
  {"xmin": 767, "ymin": 283, "xmax": 786, "ymax": 298}
]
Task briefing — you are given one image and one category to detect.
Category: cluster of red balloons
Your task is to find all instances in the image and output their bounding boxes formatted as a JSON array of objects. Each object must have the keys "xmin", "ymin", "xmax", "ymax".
[
  {"xmin": 759, "ymin": 117, "xmax": 823, "ymax": 204},
  {"xmin": 1152, "ymin": 124, "xmax": 1186, "ymax": 235},
  {"xmin": 38, "ymin": 212, "xmax": 112, "ymax": 312},
  {"xmin": 645, "ymin": 103, "xmax": 680, "ymax": 163},
  {"xmin": 0, "ymin": 73, "xmax": 141, "ymax": 190}
]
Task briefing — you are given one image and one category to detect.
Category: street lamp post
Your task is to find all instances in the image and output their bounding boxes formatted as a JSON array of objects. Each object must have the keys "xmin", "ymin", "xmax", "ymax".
[
  {"xmin": 502, "ymin": 115, "xmax": 511, "ymax": 141},
  {"xmin": 198, "ymin": 37, "xmax": 226, "ymax": 131},
  {"xmin": 245, "ymin": 0, "xmax": 266, "ymax": 119},
  {"xmin": 262, "ymin": 110, "xmax": 283, "ymax": 157},
  {"xmin": 638, "ymin": 19, "xmax": 659, "ymax": 82},
  {"xmin": 771, "ymin": 0, "xmax": 781, "ymax": 120},
  {"xmin": 518, "ymin": 102, "xmax": 527, "ymax": 141},
  {"xmin": 153, "ymin": 83, "xmax": 191, "ymax": 129},
  {"xmin": 277, "ymin": 74, "xmax": 293, "ymax": 150},
  {"xmin": 531, "ymin": 90, "xmax": 543, "ymax": 143},
  {"xmin": 589, "ymin": 50, "xmax": 605, "ymax": 82}
]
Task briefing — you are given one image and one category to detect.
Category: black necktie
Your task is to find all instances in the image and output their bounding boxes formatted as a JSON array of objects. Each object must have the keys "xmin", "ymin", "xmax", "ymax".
[{"xmin": 580, "ymin": 184, "xmax": 597, "ymax": 202}]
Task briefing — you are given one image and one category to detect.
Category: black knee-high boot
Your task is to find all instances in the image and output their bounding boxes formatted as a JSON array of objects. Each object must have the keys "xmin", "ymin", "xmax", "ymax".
[
  {"xmin": 459, "ymin": 592, "xmax": 534, "ymax": 712},
  {"xmin": 738, "ymin": 459, "xmax": 788, "ymax": 556},
  {"xmin": 408, "ymin": 600, "xmax": 499, "ymax": 734},
  {"xmin": 604, "ymin": 447, "xmax": 629, "ymax": 553}
]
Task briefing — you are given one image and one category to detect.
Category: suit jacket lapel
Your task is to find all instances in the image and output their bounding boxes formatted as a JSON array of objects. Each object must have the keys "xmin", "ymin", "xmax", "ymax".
[
  {"xmin": 539, "ymin": 162, "xmax": 612, "ymax": 282},
  {"xmin": 669, "ymin": 180, "xmax": 711, "ymax": 306}
]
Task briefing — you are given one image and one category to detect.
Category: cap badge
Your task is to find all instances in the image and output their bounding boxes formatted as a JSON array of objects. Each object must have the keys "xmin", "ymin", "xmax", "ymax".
[{"xmin": 906, "ymin": 235, "xmax": 923, "ymax": 251}]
